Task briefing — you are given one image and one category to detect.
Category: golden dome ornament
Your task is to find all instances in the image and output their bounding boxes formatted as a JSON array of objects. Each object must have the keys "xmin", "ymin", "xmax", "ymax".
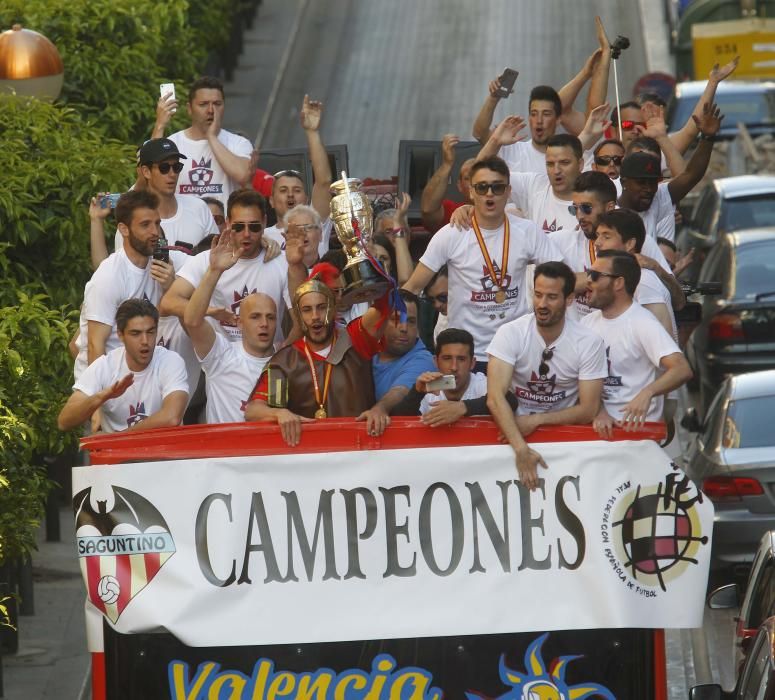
[{"xmin": 0, "ymin": 25, "xmax": 64, "ymax": 101}]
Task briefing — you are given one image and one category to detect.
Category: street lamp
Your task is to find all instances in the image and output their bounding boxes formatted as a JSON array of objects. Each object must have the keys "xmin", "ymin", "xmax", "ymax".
[{"xmin": 0, "ymin": 25, "xmax": 63, "ymax": 101}]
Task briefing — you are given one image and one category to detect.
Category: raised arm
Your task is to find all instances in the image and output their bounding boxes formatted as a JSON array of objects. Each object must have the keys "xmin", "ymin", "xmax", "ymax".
[
  {"xmin": 577, "ymin": 103, "xmax": 612, "ymax": 152},
  {"xmin": 558, "ymin": 49, "xmax": 602, "ymax": 136},
  {"xmin": 640, "ymin": 102, "xmax": 685, "ymax": 177},
  {"xmin": 472, "ymin": 78, "xmax": 509, "ymax": 145},
  {"xmin": 207, "ymin": 110, "xmax": 251, "ymax": 186},
  {"xmin": 57, "ymin": 374, "xmax": 134, "ymax": 431},
  {"xmin": 420, "ymin": 135, "xmax": 459, "ymax": 233},
  {"xmin": 486, "ymin": 355, "xmax": 547, "ymax": 491},
  {"xmin": 88, "ymin": 195, "xmax": 113, "ymax": 270},
  {"xmin": 669, "ymin": 57, "xmax": 739, "ymax": 154},
  {"xmin": 477, "ymin": 115, "xmax": 527, "ymax": 162},
  {"xmin": 586, "ymin": 17, "xmax": 612, "ymax": 117},
  {"xmin": 301, "ymin": 95, "xmax": 333, "ymax": 221},
  {"xmin": 402, "ymin": 262, "xmax": 436, "ymax": 296}
]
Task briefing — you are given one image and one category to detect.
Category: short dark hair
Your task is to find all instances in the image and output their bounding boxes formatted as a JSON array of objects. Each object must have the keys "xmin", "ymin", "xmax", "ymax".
[
  {"xmin": 471, "ymin": 156, "xmax": 510, "ymax": 182},
  {"xmin": 227, "ymin": 188, "xmax": 267, "ymax": 218},
  {"xmin": 598, "ymin": 209, "xmax": 646, "ymax": 253},
  {"xmin": 610, "ymin": 101, "xmax": 641, "ymax": 126},
  {"xmin": 534, "ymin": 261, "xmax": 576, "ymax": 298},
  {"xmin": 188, "ymin": 76, "xmax": 224, "ymax": 102},
  {"xmin": 546, "ymin": 134, "xmax": 582, "ymax": 160},
  {"xmin": 399, "ymin": 288, "xmax": 420, "ymax": 311},
  {"xmin": 529, "ymin": 85, "xmax": 562, "ymax": 116},
  {"xmin": 627, "ymin": 136, "xmax": 660, "ymax": 156},
  {"xmin": 115, "ymin": 190, "xmax": 159, "ymax": 227},
  {"xmin": 594, "ymin": 138, "xmax": 624, "ymax": 156},
  {"xmin": 435, "ymin": 328, "xmax": 474, "ymax": 358},
  {"xmin": 201, "ymin": 196, "xmax": 224, "ymax": 216},
  {"xmin": 573, "ymin": 171, "xmax": 617, "ymax": 203},
  {"xmin": 657, "ymin": 236, "xmax": 677, "ymax": 252},
  {"xmin": 596, "ymin": 249, "xmax": 641, "ymax": 296},
  {"xmin": 116, "ymin": 298, "xmax": 159, "ymax": 332},
  {"xmin": 636, "ymin": 92, "xmax": 667, "ymax": 108},
  {"xmin": 321, "ymin": 249, "xmax": 347, "ymax": 271}
]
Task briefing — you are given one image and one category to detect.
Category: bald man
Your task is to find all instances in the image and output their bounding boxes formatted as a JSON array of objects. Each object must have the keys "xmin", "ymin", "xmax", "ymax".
[{"xmin": 183, "ymin": 231, "xmax": 278, "ymax": 423}]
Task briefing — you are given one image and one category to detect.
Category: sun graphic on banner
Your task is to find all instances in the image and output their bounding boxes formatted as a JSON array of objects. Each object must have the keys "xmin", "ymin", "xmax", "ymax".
[{"xmin": 466, "ymin": 633, "xmax": 615, "ymax": 699}]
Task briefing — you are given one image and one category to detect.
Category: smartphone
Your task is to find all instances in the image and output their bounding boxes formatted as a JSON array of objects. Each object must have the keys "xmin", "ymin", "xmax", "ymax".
[
  {"xmin": 426, "ymin": 375, "xmax": 456, "ymax": 392},
  {"xmin": 99, "ymin": 193, "xmax": 122, "ymax": 209},
  {"xmin": 160, "ymin": 83, "xmax": 177, "ymax": 113},
  {"xmin": 496, "ymin": 68, "xmax": 518, "ymax": 98},
  {"xmin": 152, "ymin": 234, "xmax": 170, "ymax": 264}
]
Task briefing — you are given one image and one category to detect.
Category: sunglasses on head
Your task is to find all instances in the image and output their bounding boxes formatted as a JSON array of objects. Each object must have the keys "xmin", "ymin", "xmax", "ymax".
[
  {"xmin": 620, "ymin": 120, "xmax": 645, "ymax": 131},
  {"xmin": 231, "ymin": 222, "xmax": 263, "ymax": 233},
  {"xmin": 586, "ymin": 269, "xmax": 621, "ymax": 282},
  {"xmin": 594, "ymin": 155, "xmax": 623, "ymax": 166},
  {"xmin": 273, "ymin": 169, "xmax": 303, "ymax": 179},
  {"xmin": 472, "ymin": 182, "xmax": 508, "ymax": 196},
  {"xmin": 568, "ymin": 203, "xmax": 594, "ymax": 216},
  {"xmin": 155, "ymin": 161, "xmax": 184, "ymax": 174},
  {"xmin": 539, "ymin": 347, "xmax": 554, "ymax": 377}
]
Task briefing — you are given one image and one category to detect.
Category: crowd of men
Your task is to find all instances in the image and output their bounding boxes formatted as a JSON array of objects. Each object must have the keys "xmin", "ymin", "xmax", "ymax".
[{"xmin": 58, "ymin": 20, "xmax": 740, "ymax": 485}]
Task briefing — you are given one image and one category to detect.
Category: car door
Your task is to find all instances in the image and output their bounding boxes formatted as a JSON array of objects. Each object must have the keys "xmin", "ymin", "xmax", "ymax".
[
  {"xmin": 685, "ymin": 382, "xmax": 728, "ymax": 482},
  {"xmin": 739, "ymin": 539, "xmax": 775, "ymax": 669},
  {"xmin": 737, "ymin": 627, "xmax": 772, "ymax": 699}
]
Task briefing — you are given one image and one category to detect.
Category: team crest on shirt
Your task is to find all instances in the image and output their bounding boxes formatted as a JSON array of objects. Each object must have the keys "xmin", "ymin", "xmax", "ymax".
[
  {"xmin": 603, "ymin": 346, "xmax": 623, "ymax": 395},
  {"xmin": 471, "ymin": 264, "xmax": 518, "ymax": 303},
  {"xmin": 542, "ymin": 218, "xmax": 560, "ymax": 233},
  {"xmin": 156, "ymin": 336, "xmax": 171, "ymax": 349},
  {"xmin": 517, "ymin": 370, "xmax": 567, "ymax": 404},
  {"xmin": 228, "ymin": 285, "xmax": 258, "ymax": 324},
  {"xmin": 126, "ymin": 402, "xmax": 148, "ymax": 428},
  {"xmin": 179, "ymin": 157, "xmax": 223, "ymax": 196}
]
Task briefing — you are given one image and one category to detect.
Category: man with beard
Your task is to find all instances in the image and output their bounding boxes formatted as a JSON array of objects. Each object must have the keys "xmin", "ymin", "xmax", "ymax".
[
  {"xmin": 74, "ymin": 190, "xmax": 177, "ymax": 381},
  {"xmin": 59, "ymin": 299, "xmax": 188, "ymax": 433},
  {"xmin": 486, "ymin": 262, "xmax": 606, "ymax": 490},
  {"xmin": 245, "ymin": 263, "xmax": 392, "ymax": 445},
  {"xmin": 581, "ymin": 251, "xmax": 692, "ymax": 439}
]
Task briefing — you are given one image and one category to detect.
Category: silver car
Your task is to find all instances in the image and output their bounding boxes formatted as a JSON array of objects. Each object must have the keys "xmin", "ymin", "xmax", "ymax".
[{"xmin": 682, "ymin": 370, "xmax": 775, "ymax": 570}]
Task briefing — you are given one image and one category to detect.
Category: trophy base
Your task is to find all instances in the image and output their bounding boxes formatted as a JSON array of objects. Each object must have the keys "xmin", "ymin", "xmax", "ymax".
[{"xmin": 341, "ymin": 259, "xmax": 391, "ymax": 305}]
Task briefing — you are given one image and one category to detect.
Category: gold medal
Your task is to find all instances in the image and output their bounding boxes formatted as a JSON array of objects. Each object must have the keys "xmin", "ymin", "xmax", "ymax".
[
  {"xmin": 314, "ymin": 407, "xmax": 328, "ymax": 420},
  {"xmin": 494, "ymin": 288, "xmax": 506, "ymax": 304},
  {"xmin": 303, "ymin": 336, "xmax": 334, "ymax": 420},
  {"xmin": 471, "ymin": 214, "xmax": 510, "ymax": 305}
]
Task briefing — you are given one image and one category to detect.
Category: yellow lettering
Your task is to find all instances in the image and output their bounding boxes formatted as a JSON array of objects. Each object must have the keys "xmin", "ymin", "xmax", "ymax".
[
  {"xmin": 389, "ymin": 673, "xmax": 437, "ymax": 700},
  {"xmin": 295, "ymin": 672, "xmax": 333, "ymax": 699},
  {"xmin": 171, "ymin": 661, "xmax": 217, "ymax": 700},
  {"xmin": 363, "ymin": 658, "xmax": 395, "ymax": 700},
  {"xmin": 334, "ymin": 672, "xmax": 369, "ymax": 700},
  {"xmin": 250, "ymin": 661, "xmax": 273, "ymax": 700},
  {"xmin": 209, "ymin": 673, "xmax": 247, "ymax": 700},
  {"xmin": 267, "ymin": 672, "xmax": 296, "ymax": 699}
]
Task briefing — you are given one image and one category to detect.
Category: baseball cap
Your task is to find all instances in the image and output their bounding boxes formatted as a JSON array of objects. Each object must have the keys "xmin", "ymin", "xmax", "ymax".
[
  {"xmin": 620, "ymin": 152, "xmax": 661, "ymax": 179},
  {"xmin": 138, "ymin": 138, "xmax": 187, "ymax": 165}
]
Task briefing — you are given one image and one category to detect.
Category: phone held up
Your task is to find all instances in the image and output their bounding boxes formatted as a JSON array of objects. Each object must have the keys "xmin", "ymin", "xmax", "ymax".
[
  {"xmin": 496, "ymin": 68, "xmax": 518, "ymax": 99},
  {"xmin": 425, "ymin": 374, "xmax": 456, "ymax": 392},
  {"xmin": 99, "ymin": 193, "xmax": 122, "ymax": 209},
  {"xmin": 160, "ymin": 83, "xmax": 177, "ymax": 113},
  {"xmin": 152, "ymin": 233, "xmax": 170, "ymax": 265}
]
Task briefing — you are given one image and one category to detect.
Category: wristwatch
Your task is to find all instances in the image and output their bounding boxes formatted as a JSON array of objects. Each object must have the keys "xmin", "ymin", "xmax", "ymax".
[{"xmin": 698, "ymin": 132, "xmax": 716, "ymax": 142}]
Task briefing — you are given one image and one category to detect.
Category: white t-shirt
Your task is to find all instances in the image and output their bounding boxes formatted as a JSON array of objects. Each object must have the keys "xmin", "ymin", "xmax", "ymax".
[
  {"xmin": 168, "ymin": 128, "xmax": 253, "ymax": 205},
  {"xmin": 157, "ymin": 315, "xmax": 200, "ymax": 401},
  {"xmin": 113, "ymin": 194, "xmax": 218, "ymax": 253},
  {"xmin": 509, "ymin": 172, "xmax": 576, "ymax": 233},
  {"xmin": 486, "ymin": 314, "xmax": 606, "ymax": 415},
  {"xmin": 499, "ymin": 140, "xmax": 547, "ymax": 175},
  {"xmin": 419, "ymin": 372, "xmax": 488, "ymax": 415},
  {"xmin": 635, "ymin": 268, "xmax": 678, "ymax": 341},
  {"xmin": 73, "ymin": 346, "xmax": 188, "ymax": 433},
  {"xmin": 197, "ymin": 333, "xmax": 271, "ymax": 424},
  {"xmin": 419, "ymin": 214, "xmax": 567, "ymax": 360},
  {"xmin": 177, "ymin": 249, "xmax": 288, "ymax": 343},
  {"xmin": 638, "ymin": 183, "xmax": 675, "ymax": 242},
  {"xmin": 263, "ymin": 219, "xmax": 333, "ymax": 259},
  {"xmin": 581, "ymin": 302, "xmax": 681, "ymax": 421}
]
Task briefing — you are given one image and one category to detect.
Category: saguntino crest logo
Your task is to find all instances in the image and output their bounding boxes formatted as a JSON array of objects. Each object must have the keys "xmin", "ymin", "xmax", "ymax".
[{"xmin": 74, "ymin": 485, "xmax": 176, "ymax": 623}]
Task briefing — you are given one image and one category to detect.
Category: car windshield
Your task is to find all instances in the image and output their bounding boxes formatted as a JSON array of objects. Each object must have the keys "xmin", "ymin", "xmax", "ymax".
[
  {"xmin": 723, "ymin": 395, "xmax": 775, "ymax": 448},
  {"xmin": 721, "ymin": 195, "xmax": 775, "ymax": 232},
  {"xmin": 735, "ymin": 240, "xmax": 775, "ymax": 298},
  {"xmin": 669, "ymin": 89, "xmax": 775, "ymax": 130}
]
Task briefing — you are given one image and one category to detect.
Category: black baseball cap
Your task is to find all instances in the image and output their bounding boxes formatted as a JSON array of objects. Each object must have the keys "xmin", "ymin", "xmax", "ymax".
[
  {"xmin": 620, "ymin": 152, "xmax": 661, "ymax": 179},
  {"xmin": 138, "ymin": 138, "xmax": 187, "ymax": 165}
]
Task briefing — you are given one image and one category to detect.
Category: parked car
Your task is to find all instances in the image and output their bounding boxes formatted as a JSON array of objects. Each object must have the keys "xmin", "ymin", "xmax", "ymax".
[
  {"xmin": 677, "ymin": 176, "xmax": 775, "ymax": 283},
  {"xmin": 685, "ymin": 230, "xmax": 775, "ymax": 414},
  {"xmin": 667, "ymin": 80, "xmax": 775, "ymax": 139},
  {"xmin": 682, "ymin": 371, "xmax": 775, "ymax": 572},
  {"xmin": 689, "ymin": 532, "xmax": 775, "ymax": 699}
]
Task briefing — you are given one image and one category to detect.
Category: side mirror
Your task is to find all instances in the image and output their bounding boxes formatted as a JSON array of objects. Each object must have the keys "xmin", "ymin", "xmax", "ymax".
[
  {"xmin": 681, "ymin": 408, "xmax": 702, "ymax": 433},
  {"xmin": 708, "ymin": 583, "xmax": 739, "ymax": 610},
  {"xmin": 689, "ymin": 684, "xmax": 724, "ymax": 700}
]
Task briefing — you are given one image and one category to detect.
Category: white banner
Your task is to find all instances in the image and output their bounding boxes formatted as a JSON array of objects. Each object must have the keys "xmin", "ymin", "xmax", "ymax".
[{"xmin": 72, "ymin": 440, "xmax": 712, "ymax": 647}]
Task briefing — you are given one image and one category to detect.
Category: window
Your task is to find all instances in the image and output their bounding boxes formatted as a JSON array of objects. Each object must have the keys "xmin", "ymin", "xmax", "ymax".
[
  {"xmin": 733, "ymin": 241, "xmax": 775, "ymax": 299},
  {"xmin": 740, "ymin": 629, "xmax": 772, "ymax": 699},
  {"xmin": 724, "ymin": 396, "xmax": 775, "ymax": 449},
  {"xmin": 720, "ymin": 195, "xmax": 775, "ymax": 233},
  {"xmin": 700, "ymin": 384, "xmax": 727, "ymax": 452},
  {"xmin": 747, "ymin": 562, "xmax": 775, "ymax": 630}
]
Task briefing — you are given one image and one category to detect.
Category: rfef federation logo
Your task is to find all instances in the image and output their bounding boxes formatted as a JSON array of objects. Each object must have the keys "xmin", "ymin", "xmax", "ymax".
[{"xmin": 74, "ymin": 486, "xmax": 176, "ymax": 623}]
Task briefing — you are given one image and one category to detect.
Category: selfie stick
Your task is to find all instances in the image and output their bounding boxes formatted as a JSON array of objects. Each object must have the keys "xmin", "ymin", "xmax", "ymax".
[
  {"xmin": 613, "ymin": 60, "xmax": 623, "ymax": 142},
  {"xmin": 610, "ymin": 35, "xmax": 630, "ymax": 143}
]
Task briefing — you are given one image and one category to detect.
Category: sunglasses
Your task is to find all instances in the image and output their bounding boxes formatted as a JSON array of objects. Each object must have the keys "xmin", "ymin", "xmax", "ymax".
[
  {"xmin": 155, "ymin": 161, "xmax": 184, "ymax": 174},
  {"xmin": 594, "ymin": 155, "xmax": 623, "ymax": 166},
  {"xmin": 586, "ymin": 269, "xmax": 621, "ymax": 282},
  {"xmin": 568, "ymin": 203, "xmax": 594, "ymax": 216},
  {"xmin": 426, "ymin": 292, "xmax": 448, "ymax": 304},
  {"xmin": 472, "ymin": 182, "xmax": 508, "ymax": 196},
  {"xmin": 231, "ymin": 222, "xmax": 263, "ymax": 233},
  {"xmin": 620, "ymin": 120, "xmax": 645, "ymax": 131},
  {"xmin": 273, "ymin": 169, "xmax": 303, "ymax": 179},
  {"xmin": 539, "ymin": 347, "xmax": 554, "ymax": 377}
]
